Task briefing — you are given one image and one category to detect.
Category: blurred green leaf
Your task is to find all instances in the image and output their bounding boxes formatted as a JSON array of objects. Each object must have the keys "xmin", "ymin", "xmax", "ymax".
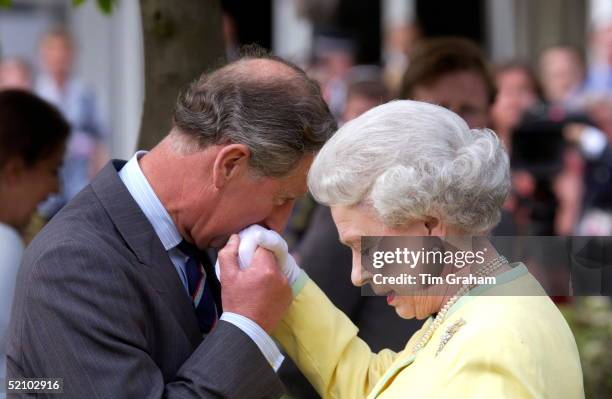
[
  {"xmin": 71, "ymin": 0, "xmax": 116, "ymax": 14},
  {"xmin": 0, "ymin": 0, "xmax": 12, "ymax": 8},
  {"xmin": 96, "ymin": 0, "xmax": 116, "ymax": 14}
]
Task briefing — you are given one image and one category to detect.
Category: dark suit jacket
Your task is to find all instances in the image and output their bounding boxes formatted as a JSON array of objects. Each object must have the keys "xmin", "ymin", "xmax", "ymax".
[{"xmin": 6, "ymin": 161, "xmax": 284, "ymax": 398}]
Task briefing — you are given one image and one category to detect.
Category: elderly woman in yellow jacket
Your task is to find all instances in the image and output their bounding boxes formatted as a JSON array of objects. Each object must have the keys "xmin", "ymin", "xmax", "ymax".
[{"xmin": 247, "ymin": 100, "xmax": 584, "ymax": 398}]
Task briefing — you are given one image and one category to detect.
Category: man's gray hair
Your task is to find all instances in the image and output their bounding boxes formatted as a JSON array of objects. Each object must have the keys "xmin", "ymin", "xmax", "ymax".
[
  {"xmin": 173, "ymin": 52, "xmax": 337, "ymax": 177},
  {"xmin": 308, "ymin": 100, "xmax": 511, "ymax": 233}
]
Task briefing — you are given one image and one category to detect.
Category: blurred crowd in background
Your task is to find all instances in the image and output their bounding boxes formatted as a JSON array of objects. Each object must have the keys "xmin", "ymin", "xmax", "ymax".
[
  {"xmin": 1, "ymin": 0, "xmax": 612, "ymax": 398},
  {"xmin": 0, "ymin": 28, "xmax": 107, "ymax": 223}
]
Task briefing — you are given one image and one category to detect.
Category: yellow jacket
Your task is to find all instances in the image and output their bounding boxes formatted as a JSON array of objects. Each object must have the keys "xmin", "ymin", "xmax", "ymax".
[{"xmin": 273, "ymin": 264, "xmax": 584, "ymax": 399}]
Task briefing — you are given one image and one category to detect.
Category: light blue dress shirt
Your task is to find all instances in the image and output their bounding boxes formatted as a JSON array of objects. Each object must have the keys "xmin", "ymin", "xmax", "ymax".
[{"xmin": 119, "ymin": 152, "xmax": 283, "ymax": 371}]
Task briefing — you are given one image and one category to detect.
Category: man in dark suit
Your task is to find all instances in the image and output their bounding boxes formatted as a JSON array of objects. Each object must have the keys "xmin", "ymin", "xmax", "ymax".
[{"xmin": 6, "ymin": 53, "xmax": 336, "ymax": 398}]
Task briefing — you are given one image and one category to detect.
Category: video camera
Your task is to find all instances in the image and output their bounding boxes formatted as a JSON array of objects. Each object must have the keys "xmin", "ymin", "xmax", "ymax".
[
  {"xmin": 510, "ymin": 104, "xmax": 593, "ymax": 234},
  {"xmin": 511, "ymin": 104, "xmax": 592, "ymax": 180}
]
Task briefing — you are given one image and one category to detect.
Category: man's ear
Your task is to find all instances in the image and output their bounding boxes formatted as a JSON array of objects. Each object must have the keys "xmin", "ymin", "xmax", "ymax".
[
  {"xmin": 212, "ymin": 144, "xmax": 251, "ymax": 189},
  {"xmin": 0, "ymin": 157, "xmax": 27, "ymax": 186}
]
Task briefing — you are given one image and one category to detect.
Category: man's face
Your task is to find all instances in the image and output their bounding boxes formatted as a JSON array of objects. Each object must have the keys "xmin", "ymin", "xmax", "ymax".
[
  {"xmin": 412, "ymin": 70, "xmax": 490, "ymax": 128},
  {"xmin": 593, "ymin": 25, "xmax": 612, "ymax": 65},
  {"xmin": 540, "ymin": 50, "xmax": 583, "ymax": 103},
  {"xmin": 40, "ymin": 36, "xmax": 74, "ymax": 80},
  {"xmin": 490, "ymin": 69, "xmax": 538, "ymax": 131},
  {"xmin": 343, "ymin": 95, "xmax": 379, "ymax": 122},
  {"xmin": 185, "ymin": 153, "xmax": 313, "ymax": 249}
]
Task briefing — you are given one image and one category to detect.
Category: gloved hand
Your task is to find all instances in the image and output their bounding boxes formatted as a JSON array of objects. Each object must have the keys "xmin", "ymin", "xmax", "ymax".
[{"xmin": 215, "ymin": 225, "xmax": 302, "ymax": 285}]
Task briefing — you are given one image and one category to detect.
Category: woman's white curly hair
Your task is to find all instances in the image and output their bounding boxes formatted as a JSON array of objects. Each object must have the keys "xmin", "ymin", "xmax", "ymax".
[{"xmin": 308, "ymin": 100, "xmax": 511, "ymax": 233}]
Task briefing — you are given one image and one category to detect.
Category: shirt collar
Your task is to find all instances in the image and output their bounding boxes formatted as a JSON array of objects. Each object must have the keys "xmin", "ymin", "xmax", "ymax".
[
  {"xmin": 118, "ymin": 151, "xmax": 182, "ymax": 251},
  {"xmin": 36, "ymin": 74, "xmax": 77, "ymax": 100}
]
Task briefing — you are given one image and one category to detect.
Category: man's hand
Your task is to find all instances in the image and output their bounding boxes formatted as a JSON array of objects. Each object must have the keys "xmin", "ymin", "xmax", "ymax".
[
  {"xmin": 218, "ymin": 234, "xmax": 292, "ymax": 333},
  {"xmin": 214, "ymin": 225, "xmax": 303, "ymax": 284}
]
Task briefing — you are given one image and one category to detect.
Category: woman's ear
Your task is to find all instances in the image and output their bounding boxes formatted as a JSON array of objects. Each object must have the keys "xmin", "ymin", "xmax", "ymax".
[
  {"xmin": 212, "ymin": 144, "xmax": 251, "ymax": 189},
  {"xmin": 424, "ymin": 215, "xmax": 445, "ymax": 236}
]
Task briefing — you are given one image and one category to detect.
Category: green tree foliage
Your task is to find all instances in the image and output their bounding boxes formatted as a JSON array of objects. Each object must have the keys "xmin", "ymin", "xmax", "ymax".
[{"xmin": 72, "ymin": 0, "xmax": 117, "ymax": 14}]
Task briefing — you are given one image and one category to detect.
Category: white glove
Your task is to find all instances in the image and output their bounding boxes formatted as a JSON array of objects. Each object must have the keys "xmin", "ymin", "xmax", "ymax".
[{"xmin": 215, "ymin": 225, "xmax": 302, "ymax": 285}]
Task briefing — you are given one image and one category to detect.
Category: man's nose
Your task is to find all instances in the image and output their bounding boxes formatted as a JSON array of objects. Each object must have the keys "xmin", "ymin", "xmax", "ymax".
[{"xmin": 262, "ymin": 201, "xmax": 295, "ymax": 234}]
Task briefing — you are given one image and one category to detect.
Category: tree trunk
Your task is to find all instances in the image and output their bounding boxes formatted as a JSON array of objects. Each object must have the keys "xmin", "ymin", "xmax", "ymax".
[{"xmin": 138, "ymin": 0, "xmax": 225, "ymax": 150}]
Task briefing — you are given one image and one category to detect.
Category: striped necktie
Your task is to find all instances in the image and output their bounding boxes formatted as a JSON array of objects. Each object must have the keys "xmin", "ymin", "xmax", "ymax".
[{"xmin": 177, "ymin": 241, "xmax": 220, "ymax": 334}]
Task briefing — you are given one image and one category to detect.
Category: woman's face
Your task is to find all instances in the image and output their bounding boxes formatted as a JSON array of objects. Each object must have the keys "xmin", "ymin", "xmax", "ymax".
[
  {"xmin": 331, "ymin": 204, "xmax": 447, "ymax": 320},
  {"xmin": 0, "ymin": 145, "xmax": 64, "ymax": 230},
  {"xmin": 490, "ymin": 68, "xmax": 538, "ymax": 132}
]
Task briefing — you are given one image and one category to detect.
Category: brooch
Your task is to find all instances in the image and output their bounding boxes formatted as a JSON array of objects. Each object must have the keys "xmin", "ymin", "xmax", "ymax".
[{"xmin": 435, "ymin": 318, "xmax": 466, "ymax": 356}]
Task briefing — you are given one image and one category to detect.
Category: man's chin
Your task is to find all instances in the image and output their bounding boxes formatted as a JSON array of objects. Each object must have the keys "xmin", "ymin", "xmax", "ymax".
[{"xmin": 209, "ymin": 235, "xmax": 231, "ymax": 248}]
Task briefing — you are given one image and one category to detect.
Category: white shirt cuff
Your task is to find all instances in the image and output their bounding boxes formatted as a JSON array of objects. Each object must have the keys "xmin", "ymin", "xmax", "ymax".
[{"xmin": 219, "ymin": 312, "xmax": 284, "ymax": 371}]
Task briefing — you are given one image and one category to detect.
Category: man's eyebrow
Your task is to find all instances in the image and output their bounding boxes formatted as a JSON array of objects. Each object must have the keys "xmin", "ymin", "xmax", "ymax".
[
  {"xmin": 285, "ymin": 190, "xmax": 308, "ymax": 200},
  {"xmin": 277, "ymin": 185, "xmax": 307, "ymax": 196}
]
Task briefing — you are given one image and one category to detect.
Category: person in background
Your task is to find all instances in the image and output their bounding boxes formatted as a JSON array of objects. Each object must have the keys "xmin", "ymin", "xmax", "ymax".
[
  {"xmin": 539, "ymin": 46, "xmax": 586, "ymax": 108},
  {"xmin": 0, "ymin": 90, "xmax": 68, "ymax": 398},
  {"xmin": 490, "ymin": 61, "xmax": 541, "ymax": 150},
  {"xmin": 489, "ymin": 61, "xmax": 587, "ymax": 236},
  {"xmin": 342, "ymin": 66, "xmax": 389, "ymax": 122},
  {"xmin": 309, "ymin": 31, "xmax": 356, "ymax": 120},
  {"xmin": 399, "ymin": 37, "xmax": 495, "ymax": 129},
  {"xmin": 382, "ymin": 22, "xmax": 421, "ymax": 95},
  {"xmin": 35, "ymin": 27, "xmax": 107, "ymax": 218},
  {"xmin": 587, "ymin": 95, "xmax": 612, "ymax": 137},
  {"xmin": 585, "ymin": 18, "xmax": 612, "ymax": 94},
  {"xmin": 567, "ymin": 99, "xmax": 612, "ymax": 235},
  {"xmin": 0, "ymin": 58, "xmax": 33, "ymax": 90},
  {"xmin": 399, "ymin": 37, "xmax": 516, "ymax": 235}
]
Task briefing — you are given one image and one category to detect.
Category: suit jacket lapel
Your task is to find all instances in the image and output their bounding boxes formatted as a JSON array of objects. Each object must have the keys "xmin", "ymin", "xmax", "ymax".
[{"xmin": 91, "ymin": 161, "xmax": 202, "ymax": 347}]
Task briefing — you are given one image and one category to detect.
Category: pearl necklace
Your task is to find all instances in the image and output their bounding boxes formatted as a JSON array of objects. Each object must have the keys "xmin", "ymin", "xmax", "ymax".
[{"xmin": 411, "ymin": 255, "xmax": 509, "ymax": 354}]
